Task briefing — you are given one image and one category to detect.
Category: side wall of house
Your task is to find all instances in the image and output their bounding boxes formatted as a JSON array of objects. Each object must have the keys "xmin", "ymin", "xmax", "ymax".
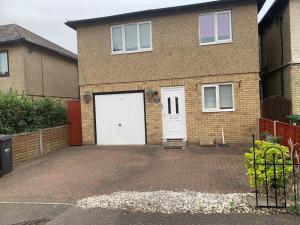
[
  {"xmin": 24, "ymin": 47, "xmax": 79, "ymax": 99},
  {"xmin": 263, "ymin": 67, "xmax": 291, "ymax": 98},
  {"xmin": 261, "ymin": 2, "xmax": 291, "ymax": 74},
  {"xmin": 290, "ymin": 64, "xmax": 300, "ymax": 114},
  {"xmin": 262, "ymin": 0, "xmax": 300, "ymax": 114},
  {"xmin": 260, "ymin": 1, "xmax": 291, "ymax": 98},
  {"xmin": 0, "ymin": 44, "xmax": 26, "ymax": 93},
  {"xmin": 289, "ymin": 0, "xmax": 300, "ymax": 114},
  {"xmin": 290, "ymin": 0, "xmax": 300, "ymax": 63}
]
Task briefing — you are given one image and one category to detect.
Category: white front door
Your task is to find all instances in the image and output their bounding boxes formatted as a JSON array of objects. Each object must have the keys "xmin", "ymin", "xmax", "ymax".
[
  {"xmin": 161, "ymin": 86, "xmax": 187, "ymax": 140},
  {"xmin": 95, "ymin": 92, "xmax": 146, "ymax": 145}
]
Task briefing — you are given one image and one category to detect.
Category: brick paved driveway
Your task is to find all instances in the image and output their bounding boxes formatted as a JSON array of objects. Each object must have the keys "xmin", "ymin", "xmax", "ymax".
[{"xmin": 0, "ymin": 145, "xmax": 250, "ymax": 204}]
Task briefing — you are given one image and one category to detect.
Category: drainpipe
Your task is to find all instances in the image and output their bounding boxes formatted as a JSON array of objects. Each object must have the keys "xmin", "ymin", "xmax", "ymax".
[
  {"xmin": 259, "ymin": 32, "xmax": 265, "ymax": 100},
  {"xmin": 279, "ymin": 15, "xmax": 284, "ymax": 97},
  {"xmin": 40, "ymin": 54, "xmax": 45, "ymax": 97}
]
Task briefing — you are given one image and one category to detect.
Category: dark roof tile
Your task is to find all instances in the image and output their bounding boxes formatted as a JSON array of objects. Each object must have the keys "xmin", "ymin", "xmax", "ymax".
[{"xmin": 0, "ymin": 24, "xmax": 77, "ymax": 60}]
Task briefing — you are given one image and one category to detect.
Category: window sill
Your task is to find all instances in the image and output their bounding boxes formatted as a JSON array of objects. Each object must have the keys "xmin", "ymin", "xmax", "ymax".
[
  {"xmin": 199, "ymin": 40, "xmax": 233, "ymax": 46},
  {"xmin": 111, "ymin": 48, "xmax": 153, "ymax": 55},
  {"xmin": 202, "ymin": 109, "xmax": 235, "ymax": 113}
]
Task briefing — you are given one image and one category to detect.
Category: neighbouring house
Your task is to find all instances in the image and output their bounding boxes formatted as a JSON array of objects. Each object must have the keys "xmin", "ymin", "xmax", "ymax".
[
  {"xmin": 0, "ymin": 24, "xmax": 79, "ymax": 102},
  {"xmin": 260, "ymin": 0, "xmax": 300, "ymax": 115},
  {"xmin": 66, "ymin": 0, "xmax": 260, "ymax": 146}
]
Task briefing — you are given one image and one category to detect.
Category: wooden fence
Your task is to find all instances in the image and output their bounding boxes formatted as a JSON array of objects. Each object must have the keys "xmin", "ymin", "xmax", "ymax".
[
  {"xmin": 259, "ymin": 118, "xmax": 275, "ymax": 136},
  {"xmin": 12, "ymin": 126, "xmax": 68, "ymax": 164},
  {"xmin": 259, "ymin": 118, "xmax": 300, "ymax": 155}
]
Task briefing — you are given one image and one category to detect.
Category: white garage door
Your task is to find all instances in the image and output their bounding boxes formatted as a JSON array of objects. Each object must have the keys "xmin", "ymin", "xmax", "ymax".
[{"xmin": 95, "ymin": 92, "xmax": 146, "ymax": 145}]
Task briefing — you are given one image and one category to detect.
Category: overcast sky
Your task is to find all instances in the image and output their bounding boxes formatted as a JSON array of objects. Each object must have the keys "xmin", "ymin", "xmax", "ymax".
[{"xmin": 0, "ymin": 0, "xmax": 275, "ymax": 53}]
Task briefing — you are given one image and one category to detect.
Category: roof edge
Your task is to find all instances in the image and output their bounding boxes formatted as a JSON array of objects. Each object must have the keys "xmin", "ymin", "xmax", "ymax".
[
  {"xmin": 258, "ymin": 0, "xmax": 279, "ymax": 24},
  {"xmin": 24, "ymin": 40, "xmax": 78, "ymax": 61},
  {"xmin": 66, "ymin": 0, "xmax": 241, "ymax": 29},
  {"xmin": 0, "ymin": 39, "xmax": 77, "ymax": 61}
]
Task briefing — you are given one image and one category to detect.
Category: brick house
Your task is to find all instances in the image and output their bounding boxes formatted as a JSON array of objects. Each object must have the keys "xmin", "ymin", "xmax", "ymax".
[
  {"xmin": 0, "ymin": 24, "xmax": 79, "ymax": 101},
  {"xmin": 66, "ymin": 0, "xmax": 260, "ymax": 146},
  {"xmin": 260, "ymin": 0, "xmax": 300, "ymax": 115}
]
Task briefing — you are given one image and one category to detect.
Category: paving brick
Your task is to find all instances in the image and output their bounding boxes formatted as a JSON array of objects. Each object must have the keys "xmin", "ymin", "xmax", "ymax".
[{"xmin": 0, "ymin": 145, "xmax": 250, "ymax": 204}]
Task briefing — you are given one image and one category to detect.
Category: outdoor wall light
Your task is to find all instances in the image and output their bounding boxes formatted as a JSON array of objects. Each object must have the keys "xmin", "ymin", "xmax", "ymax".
[
  {"xmin": 145, "ymin": 89, "xmax": 159, "ymax": 103},
  {"xmin": 145, "ymin": 89, "xmax": 158, "ymax": 98},
  {"xmin": 83, "ymin": 91, "xmax": 92, "ymax": 104}
]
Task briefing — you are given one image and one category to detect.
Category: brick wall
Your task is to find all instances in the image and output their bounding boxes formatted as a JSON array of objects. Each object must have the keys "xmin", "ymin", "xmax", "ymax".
[
  {"xmin": 81, "ymin": 73, "xmax": 260, "ymax": 145},
  {"xmin": 290, "ymin": 64, "xmax": 300, "ymax": 114},
  {"xmin": 11, "ymin": 126, "xmax": 68, "ymax": 164}
]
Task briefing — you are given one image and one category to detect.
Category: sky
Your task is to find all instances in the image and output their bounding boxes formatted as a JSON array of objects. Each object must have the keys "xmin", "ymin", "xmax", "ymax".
[{"xmin": 0, "ymin": 0, "xmax": 275, "ymax": 54}]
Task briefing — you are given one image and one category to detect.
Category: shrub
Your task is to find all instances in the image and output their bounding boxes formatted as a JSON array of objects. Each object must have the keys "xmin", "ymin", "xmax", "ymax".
[
  {"xmin": 260, "ymin": 131, "xmax": 281, "ymax": 144},
  {"xmin": 245, "ymin": 140, "xmax": 293, "ymax": 191},
  {"xmin": 0, "ymin": 91, "xmax": 66, "ymax": 134},
  {"xmin": 287, "ymin": 114, "xmax": 300, "ymax": 126}
]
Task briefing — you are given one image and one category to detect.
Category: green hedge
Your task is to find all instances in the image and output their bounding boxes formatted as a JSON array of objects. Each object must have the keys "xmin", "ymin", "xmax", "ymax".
[{"xmin": 0, "ymin": 91, "xmax": 67, "ymax": 134}]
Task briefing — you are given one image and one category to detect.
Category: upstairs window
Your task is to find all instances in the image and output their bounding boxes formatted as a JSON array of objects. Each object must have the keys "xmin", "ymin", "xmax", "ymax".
[
  {"xmin": 111, "ymin": 27, "xmax": 123, "ymax": 52},
  {"xmin": 199, "ymin": 11, "xmax": 232, "ymax": 45},
  {"xmin": 111, "ymin": 21, "xmax": 152, "ymax": 54},
  {"xmin": 202, "ymin": 83, "xmax": 234, "ymax": 112},
  {"xmin": 0, "ymin": 51, "xmax": 9, "ymax": 77}
]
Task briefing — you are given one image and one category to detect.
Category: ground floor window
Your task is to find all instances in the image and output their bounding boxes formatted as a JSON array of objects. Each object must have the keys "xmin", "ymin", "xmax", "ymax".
[{"xmin": 202, "ymin": 83, "xmax": 234, "ymax": 112}]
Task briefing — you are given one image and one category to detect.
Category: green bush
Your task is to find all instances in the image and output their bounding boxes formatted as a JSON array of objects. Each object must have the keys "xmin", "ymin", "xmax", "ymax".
[
  {"xmin": 287, "ymin": 114, "xmax": 300, "ymax": 126},
  {"xmin": 245, "ymin": 140, "xmax": 293, "ymax": 191},
  {"xmin": 0, "ymin": 91, "xmax": 67, "ymax": 134},
  {"xmin": 260, "ymin": 131, "xmax": 281, "ymax": 144}
]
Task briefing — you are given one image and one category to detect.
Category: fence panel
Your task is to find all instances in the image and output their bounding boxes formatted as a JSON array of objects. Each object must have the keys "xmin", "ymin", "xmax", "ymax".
[
  {"xmin": 295, "ymin": 126, "xmax": 300, "ymax": 147},
  {"xmin": 11, "ymin": 126, "xmax": 68, "ymax": 165},
  {"xmin": 41, "ymin": 126, "xmax": 68, "ymax": 154},
  {"xmin": 12, "ymin": 132, "xmax": 40, "ymax": 164},
  {"xmin": 259, "ymin": 118, "xmax": 300, "ymax": 157},
  {"xmin": 259, "ymin": 118, "xmax": 275, "ymax": 136},
  {"xmin": 276, "ymin": 122, "xmax": 289, "ymax": 146}
]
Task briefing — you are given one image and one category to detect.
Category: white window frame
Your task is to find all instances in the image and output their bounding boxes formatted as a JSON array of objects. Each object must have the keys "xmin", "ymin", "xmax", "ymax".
[
  {"xmin": 199, "ymin": 10, "xmax": 232, "ymax": 46},
  {"xmin": 0, "ymin": 50, "xmax": 9, "ymax": 77},
  {"xmin": 202, "ymin": 83, "xmax": 235, "ymax": 112},
  {"xmin": 110, "ymin": 21, "xmax": 153, "ymax": 55}
]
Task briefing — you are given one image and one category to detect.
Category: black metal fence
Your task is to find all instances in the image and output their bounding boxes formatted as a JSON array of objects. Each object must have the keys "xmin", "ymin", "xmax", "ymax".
[{"xmin": 252, "ymin": 135, "xmax": 300, "ymax": 209}]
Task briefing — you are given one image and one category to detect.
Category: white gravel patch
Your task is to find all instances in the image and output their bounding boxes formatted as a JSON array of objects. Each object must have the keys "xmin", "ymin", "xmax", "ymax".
[{"xmin": 76, "ymin": 191, "xmax": 265, "ymax": 214}]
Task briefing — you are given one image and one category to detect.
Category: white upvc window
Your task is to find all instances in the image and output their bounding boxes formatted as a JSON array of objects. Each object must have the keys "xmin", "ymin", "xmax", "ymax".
[
  {"xmin": 111, "ymin": 21, "xmax": 152, "ymax": 54},
  {"xmin": 199, "ymin": 10, "xmax": 232, "ymax": 45},
  {"xmin": 0, "ymin": 51, "xmax": 9, "ymax": 77},
  {"xmin": 202, "ymin": 83, "xmax": 234, "ymax": 112}
]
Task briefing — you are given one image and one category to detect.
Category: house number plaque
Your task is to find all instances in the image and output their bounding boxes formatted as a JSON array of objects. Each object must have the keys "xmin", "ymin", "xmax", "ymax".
[{"xmin": 153, "ymin": 96, "xmax": 160, "ymax": 103}]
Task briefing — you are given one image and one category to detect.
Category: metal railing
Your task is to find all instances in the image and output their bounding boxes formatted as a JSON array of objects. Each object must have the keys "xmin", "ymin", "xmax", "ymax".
[{"xmin": 252, "ymin": 135, "xmax": 300, "ymax": 209}]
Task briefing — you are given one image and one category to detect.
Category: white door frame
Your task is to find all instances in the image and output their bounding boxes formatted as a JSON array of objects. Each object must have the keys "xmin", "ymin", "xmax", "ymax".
[{"xmin": 161, "ymin": 86, "xmax": 187, "ymax": 141}]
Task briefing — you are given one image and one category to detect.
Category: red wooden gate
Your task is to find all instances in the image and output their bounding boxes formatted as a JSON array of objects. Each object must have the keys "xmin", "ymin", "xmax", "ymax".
[{"xmin": 67, "ymin": 100, "xmax": 82, "ymax": 146}]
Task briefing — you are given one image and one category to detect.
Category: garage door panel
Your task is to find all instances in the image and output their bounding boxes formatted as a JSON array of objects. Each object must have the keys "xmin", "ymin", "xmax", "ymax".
[{"xmin": 95, "ymin": 92, "xmax": 146, "ymax": 145}]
